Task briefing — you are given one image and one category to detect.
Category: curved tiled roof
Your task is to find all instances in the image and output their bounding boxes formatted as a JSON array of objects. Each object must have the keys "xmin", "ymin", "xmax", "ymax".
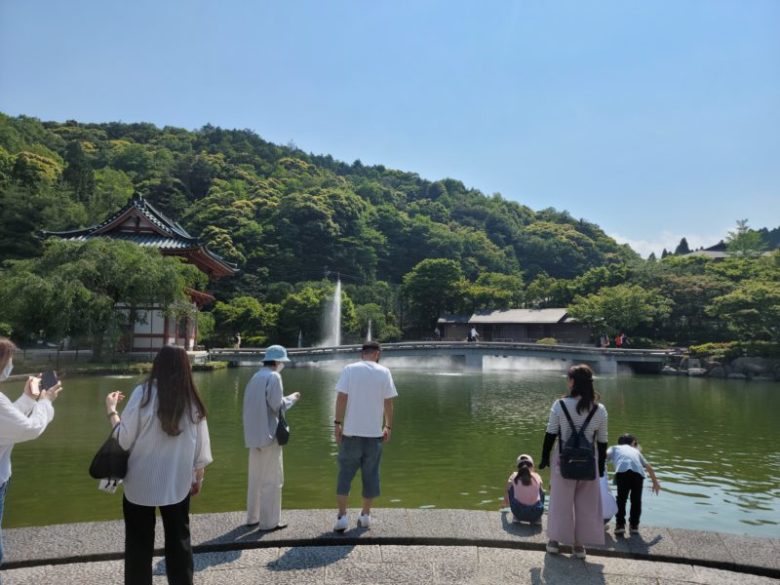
[{"xmin": 42, "ymin": 193, "xmax": 238, "ymax": 277}]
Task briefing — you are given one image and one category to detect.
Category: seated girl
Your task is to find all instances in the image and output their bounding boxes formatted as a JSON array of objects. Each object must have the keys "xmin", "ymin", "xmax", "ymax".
[{"xmin": 503, "ymin": 453, "xmax": 545, "ymax": 524}]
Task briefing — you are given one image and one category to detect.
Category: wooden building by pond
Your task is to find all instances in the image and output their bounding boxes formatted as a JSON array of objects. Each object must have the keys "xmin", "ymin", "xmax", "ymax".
[
  {"xmin": 43, "ymin": 194, "xmax": 238, "ymax": 352},
  {"xmin": 438, "ymin": 309, "xmax": 591, "ymax": 344}
]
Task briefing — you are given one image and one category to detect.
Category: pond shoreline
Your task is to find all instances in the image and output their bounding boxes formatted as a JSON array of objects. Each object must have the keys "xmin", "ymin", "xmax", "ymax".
[{"xmin": 3, "ymin": 509, "xmax": 779, "ymax": 579}]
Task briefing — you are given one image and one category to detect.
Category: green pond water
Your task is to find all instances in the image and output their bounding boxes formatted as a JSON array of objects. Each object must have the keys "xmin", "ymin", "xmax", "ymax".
[{"xmin": 4, "ymin": 357, "xmax": 779, "ymax": 537}]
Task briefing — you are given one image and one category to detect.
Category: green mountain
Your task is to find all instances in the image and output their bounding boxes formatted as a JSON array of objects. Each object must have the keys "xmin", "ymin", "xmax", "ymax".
[{"xmin": 0, "ymin": 113, "xmax": 634, "ymax": 293}]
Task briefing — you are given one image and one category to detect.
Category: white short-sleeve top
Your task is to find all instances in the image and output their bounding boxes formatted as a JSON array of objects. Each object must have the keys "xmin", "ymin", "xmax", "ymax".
[{"xmin": 336, "ymin": 360, "xmax": 398, "ymax": 438}]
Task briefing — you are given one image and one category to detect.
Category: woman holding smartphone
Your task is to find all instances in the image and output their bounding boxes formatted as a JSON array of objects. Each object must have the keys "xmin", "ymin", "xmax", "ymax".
[
  {"xmin": 104, "ymin": 345, "xmax": 212, "ymax": 585},
  {"xmin": 0, "ymin": 337, "xmax": 62, "ymax": 568}
]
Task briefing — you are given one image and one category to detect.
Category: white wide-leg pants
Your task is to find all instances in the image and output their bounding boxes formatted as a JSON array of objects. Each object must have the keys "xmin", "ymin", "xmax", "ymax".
[{"xmin": 246, "ymin": 442, "xmax": 284, "ymax": 529}]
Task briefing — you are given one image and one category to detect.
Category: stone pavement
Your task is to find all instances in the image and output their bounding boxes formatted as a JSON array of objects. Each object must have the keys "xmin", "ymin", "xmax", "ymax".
[{"xmin": 2, "ymin": 509, "xmax": 778, "ymax": 584}]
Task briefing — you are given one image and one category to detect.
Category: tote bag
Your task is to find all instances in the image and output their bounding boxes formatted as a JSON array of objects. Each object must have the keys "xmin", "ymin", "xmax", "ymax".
[{"xmin": 88, "ymin": 424, "xmax": 129, "ymax": 480}]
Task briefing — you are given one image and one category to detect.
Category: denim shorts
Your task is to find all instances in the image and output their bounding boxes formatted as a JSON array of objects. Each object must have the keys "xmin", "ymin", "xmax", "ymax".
[
  {"xmin": 508, "ymin": 485, "xmax": 545, "ymax": 523},
  {"xmin": 337, "ymin": 436, "xmax": 383, "ymax": 499}
]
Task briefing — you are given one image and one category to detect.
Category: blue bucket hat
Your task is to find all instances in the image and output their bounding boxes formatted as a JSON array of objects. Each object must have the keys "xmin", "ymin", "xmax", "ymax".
[{"xmin": 264, "ymin": 345, "xmax": 290, "ymax": 362}]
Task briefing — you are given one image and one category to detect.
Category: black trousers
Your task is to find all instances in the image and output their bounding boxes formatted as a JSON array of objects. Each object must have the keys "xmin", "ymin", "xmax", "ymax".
[
  {"xmin": 615, "ymin": 470, "xmax": 644, "ymax": 527},
  {"xmin": 123, "ymin": 494, "xmax": 193, "ymax": 585}
]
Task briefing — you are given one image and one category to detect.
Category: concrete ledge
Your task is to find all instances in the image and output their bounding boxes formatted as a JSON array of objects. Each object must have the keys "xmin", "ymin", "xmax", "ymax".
[{"xmin": 4, "ymin": 509, "xmax": 779, "ymax": 579}]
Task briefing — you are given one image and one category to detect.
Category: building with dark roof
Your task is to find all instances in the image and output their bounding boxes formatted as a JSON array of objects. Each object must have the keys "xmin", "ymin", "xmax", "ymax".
[
  {"xmin": 437, "ymin": 309, "xmax": 591, "ymax": 344},
  {"xmin": 43, "ymin": 194, "xmax": 238, "ymax": 352}
]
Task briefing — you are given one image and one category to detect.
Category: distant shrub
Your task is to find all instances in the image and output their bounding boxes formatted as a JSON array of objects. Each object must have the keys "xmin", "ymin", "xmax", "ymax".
[
  {"xmin": 689, "ymin": 341, "xmax": 780, "ymax": 361},
  {"xmin": 689, "ymin": 342, "xmax": 740, "ymax": 361},
  {"xmin": 536, "ymin": 337, "xmax": 558, "ymax": 345}
]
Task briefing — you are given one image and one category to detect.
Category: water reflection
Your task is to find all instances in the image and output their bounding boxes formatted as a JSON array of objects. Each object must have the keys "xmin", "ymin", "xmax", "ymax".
[{"xmin": 4, "ymin": 365, "xmax": 779, "ymax": 537}]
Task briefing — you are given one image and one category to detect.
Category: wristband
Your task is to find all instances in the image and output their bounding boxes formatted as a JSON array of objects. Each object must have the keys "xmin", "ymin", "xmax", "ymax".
[
  {"xmin": 107, "ymin": 411, "xmax": 118, "ymax": 418},
  {"xmin": 334, "ymin": 420, "xmax": 342, "ymax": 425},
  {"xmin": 384, "ymin": 425, "xmax": 392, "ymax": 430}
]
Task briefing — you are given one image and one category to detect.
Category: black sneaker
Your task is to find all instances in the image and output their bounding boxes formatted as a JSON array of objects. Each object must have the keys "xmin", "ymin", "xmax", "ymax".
[
  {"xmin": 614, "ymin": 524, "xmax": 626, "ymax": 535},
  {"xmin": 629, "ymin": 524, "xmax": 639, "ymax": 534}
]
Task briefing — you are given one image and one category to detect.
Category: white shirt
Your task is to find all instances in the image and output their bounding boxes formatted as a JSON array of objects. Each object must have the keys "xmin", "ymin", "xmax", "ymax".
[
  {"xmin": 0, "ymin": 391, "xmax": 55, "ymax": 485},
  {"xmin": 546, "ymin": 396, "xmax": 608, "ymax": 445},
  {"xmin": 117, "ymin": 384, "xmax": 213, "ymax": 507},
  {"xmin": 336, "ymin": 360, "xmax": 398, "ymax": 437},
  {"xmin": 607, "ymin": 444, "xmax": 648, "ymax": 477},
  {"xmin": 243, "ymin": 368, "xmax": 298, "ymax": 449}
]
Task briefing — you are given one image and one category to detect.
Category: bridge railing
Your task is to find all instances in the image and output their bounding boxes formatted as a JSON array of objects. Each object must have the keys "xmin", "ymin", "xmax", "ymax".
[{"xmin": 209, "ymin": 341, "xmax": 677, "ymax": 359}]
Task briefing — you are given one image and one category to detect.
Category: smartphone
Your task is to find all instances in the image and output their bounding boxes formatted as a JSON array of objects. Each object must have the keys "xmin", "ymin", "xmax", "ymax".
[{"xmin": 41, "ymin": 370, "xmax": 59, "ymax": 391}]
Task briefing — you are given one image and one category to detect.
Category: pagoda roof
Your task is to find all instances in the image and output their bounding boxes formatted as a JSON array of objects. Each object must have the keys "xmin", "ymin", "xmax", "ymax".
[{"xmin": 42, "ymin": 194, "xmax": 239, "ymax": 278}]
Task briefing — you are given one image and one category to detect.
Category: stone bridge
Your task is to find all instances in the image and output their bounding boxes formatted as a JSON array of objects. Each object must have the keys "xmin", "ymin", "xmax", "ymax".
[{"xmin": 209, "ymin": 342, "xmax": 676, "ymax": 374}]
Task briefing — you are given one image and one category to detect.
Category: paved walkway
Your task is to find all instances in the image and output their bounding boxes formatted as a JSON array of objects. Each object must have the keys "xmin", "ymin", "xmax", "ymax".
[{"xmin": 2, "ymin": 509, "xmax": 778, "ymax": 584}]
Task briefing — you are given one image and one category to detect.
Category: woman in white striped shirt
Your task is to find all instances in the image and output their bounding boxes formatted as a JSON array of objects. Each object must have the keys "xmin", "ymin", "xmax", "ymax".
[
  {"xmin": 105, "ymin": 345, "xmax": 213, "ymax": 585},
  {"xmin": 538, "ymin": 364, "xmax": 608, "ymax": 561}
]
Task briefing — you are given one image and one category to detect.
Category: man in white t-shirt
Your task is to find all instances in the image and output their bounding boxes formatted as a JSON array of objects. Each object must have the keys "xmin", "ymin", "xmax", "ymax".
[{"xmin": 333, "ymin": 341, "xmax": 397, "ymax": 532}]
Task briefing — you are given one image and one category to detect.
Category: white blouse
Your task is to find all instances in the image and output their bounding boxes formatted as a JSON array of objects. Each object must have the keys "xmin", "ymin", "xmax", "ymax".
[
  {"xmin": 117, "ymin": 384, "xmax": 212, "ymax": 507},
  {"xmin": 0, "ymin": 392, "xmax": 54, "ymax": 485}
]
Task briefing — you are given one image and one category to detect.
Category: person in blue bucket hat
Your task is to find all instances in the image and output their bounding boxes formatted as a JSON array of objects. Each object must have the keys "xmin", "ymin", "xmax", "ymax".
[{"xmin": 242, "ymin": 345, "xmax": 300, "ymax": 530}]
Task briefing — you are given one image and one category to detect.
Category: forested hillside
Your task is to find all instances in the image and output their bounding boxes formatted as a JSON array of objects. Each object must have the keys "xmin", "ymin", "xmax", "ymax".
[
  {"xmin": 0, "ymin": 113, "xmax": 778, "ymax": 350},
  {"xmin": 0, "ymin": 114, "xmax": 634, "ymax": 281}
]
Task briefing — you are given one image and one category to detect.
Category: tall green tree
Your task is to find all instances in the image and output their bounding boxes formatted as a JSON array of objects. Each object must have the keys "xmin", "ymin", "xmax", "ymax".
[
  {"xmin": 726, "ymin": 219, "xmax": 766, "ymax": 258},
  {"xmin": 568, "ymin": 284, "xmax": 671, "ymax": 336},
  {"xmin": 674, "ymin": 237, "xmax": 690, "ymax": 255},
  {"xmin": 0, "ymin": 239, "xmax": 202, "ymax": 357},
  {"xmin": 402, "ymin": 259, "xmax": 466, "ymax": 331},
  {"xmin": 211, "ymin": 296, "xmax": 279, "ymax": 345},
  {"xmin": 61, "ymin": 141, "xmax": 95, "ymax": 202},
  {"xmin": 706, "ymin": 280, "xmax": 780, "ymax": 341}
]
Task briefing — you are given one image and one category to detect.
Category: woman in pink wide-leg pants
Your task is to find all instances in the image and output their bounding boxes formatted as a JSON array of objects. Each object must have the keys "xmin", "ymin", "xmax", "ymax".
[{"xmin": 538, "ymin": 364, "xmax": 608, "ymax": 560}]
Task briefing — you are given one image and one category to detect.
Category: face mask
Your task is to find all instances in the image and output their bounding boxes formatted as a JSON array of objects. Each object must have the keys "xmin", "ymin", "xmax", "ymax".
[
  {"xmin": 276, "ymin": 363, "xmax": 285, "ymax": 372},
  {"xmin": 0, "ymin": 360, "xmax": 13, "ymax": 382}
]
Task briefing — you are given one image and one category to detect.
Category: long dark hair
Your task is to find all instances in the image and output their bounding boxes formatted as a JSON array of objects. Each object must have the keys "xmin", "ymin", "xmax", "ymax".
[
  {"xmin": 141, "ymin": 345, "xmax": 208, "ymax": 436},
  {"xmin": 514, "ymin": 460, "xmax": 534, "ymax": 486},
  {"xmin": 567, "ymin": 364, "xmax": 599, "ymax": 414}
]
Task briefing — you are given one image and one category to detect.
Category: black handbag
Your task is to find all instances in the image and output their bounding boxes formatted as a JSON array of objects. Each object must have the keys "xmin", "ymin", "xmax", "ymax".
[
  {"xmin": 89, "ymin": 423, "xmax": 129, "ymax": 479},
  {"xmin": 265, "ymin": 377, "xmax": 290, "ymax": 446},
  {"xmin": 276, "ymin": 407, "xmax": 290, "ymax": 446}
]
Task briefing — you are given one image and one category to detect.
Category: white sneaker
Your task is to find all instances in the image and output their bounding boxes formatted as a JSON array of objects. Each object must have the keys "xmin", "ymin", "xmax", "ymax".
[
  {"xmin": 334, "ymin": 515, "xmax": 348, "ymax": 533},
  {"xmin": 357, "ymin": 513, "xmax": 371, "ymax": 528}
]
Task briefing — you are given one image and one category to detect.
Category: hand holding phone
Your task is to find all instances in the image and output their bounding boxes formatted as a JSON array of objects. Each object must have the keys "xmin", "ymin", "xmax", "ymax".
[{"xmin": 41, "ymin": 370, "xmax": 59, "ymax": 391}]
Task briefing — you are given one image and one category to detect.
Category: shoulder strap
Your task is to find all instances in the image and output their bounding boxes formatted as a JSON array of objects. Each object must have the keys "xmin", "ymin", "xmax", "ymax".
[
  {"xmin": 581, "ymin": 405, "xmax": 598, "ymax": 434},
  {"xmin": 558, "ymin": 399, "xmax": 577, "ymax": 432},
  {"xmin": 559, "ymin": 400, "xmax": 599, "ymax": 442}
]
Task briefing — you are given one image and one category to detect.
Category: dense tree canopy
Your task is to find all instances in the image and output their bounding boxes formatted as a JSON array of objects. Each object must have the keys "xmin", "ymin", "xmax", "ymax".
[
  {"xmin": 0, "ymin": 113, "xmax": 778, "ymax": 350},
  {"xmin": 0, "ymin": 239, "xmax": 202, "ymax": 356}
]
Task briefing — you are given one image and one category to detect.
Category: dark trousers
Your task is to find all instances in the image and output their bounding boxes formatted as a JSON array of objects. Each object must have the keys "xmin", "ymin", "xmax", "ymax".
[
  {"xmin": 123, "ymin": 494, "xmax": 193, "ymax": 585},
  {"xmin": 615, "ymin": 470, "xmax": 644, "ymax": 527}
]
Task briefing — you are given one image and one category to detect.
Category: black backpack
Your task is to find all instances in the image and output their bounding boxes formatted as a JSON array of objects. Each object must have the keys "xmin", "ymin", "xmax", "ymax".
[{"xmin": 557, "ymin": 400, "xmax": 598, "ymax": 481}]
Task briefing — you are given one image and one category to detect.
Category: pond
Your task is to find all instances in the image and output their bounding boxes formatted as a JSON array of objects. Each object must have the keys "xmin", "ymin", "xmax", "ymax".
[{"xmin": 4, "ymin": 357, "xmax": 779, "ymax": 538}]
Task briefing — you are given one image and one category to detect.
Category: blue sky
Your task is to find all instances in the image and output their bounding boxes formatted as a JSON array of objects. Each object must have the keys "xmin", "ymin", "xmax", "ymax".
[{"xmin": 1, "ymin": 1, "xmax": 778, "ymax": 256}]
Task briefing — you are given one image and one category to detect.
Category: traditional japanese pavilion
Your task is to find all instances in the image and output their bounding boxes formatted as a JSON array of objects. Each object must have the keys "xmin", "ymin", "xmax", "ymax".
[
  {"xmin": 43, "ymin": 194, "xmax": 238, "ymax": 352},
  {"xmin": 438, "ymin": 308, "xmax": 591, "ymax": 344}
]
